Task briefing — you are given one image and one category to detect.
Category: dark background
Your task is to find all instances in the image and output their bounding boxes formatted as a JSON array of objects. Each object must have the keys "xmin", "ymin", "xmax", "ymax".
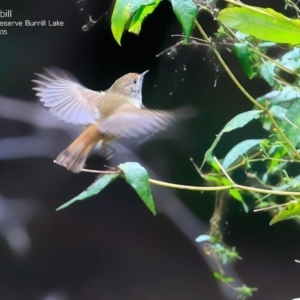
[{"xmin": 0, "ymin": 0, "xmax": 299, "ymax": 299}]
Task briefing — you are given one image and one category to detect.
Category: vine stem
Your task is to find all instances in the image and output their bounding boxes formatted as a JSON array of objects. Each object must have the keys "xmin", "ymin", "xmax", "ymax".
[
  {"xmin": 193, "ymin": 20, "xmax": 264, "ymax": 110},
  {"xmin": 77, "ymin": 166, "xmax": 300, "ymax": 197},
  {"xmin": 149, "ymin": 178, "xmax": 300, "ymax": 196},
  {"xmin": 266, "ymin": 111, "xmax": 300, "ymax": 159},
  {"xmin": 193, "ymin": 19, "xmax": 300, "ymax": 160}
]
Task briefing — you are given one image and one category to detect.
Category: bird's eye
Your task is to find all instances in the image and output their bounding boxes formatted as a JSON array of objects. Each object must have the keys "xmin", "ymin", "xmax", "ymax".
[{"xmin": 133, "ymin": 79, "xmax": 137, "ymax": 84}]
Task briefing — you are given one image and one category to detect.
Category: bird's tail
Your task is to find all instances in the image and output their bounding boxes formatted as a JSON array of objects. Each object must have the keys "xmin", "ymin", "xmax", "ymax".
[{"xmin": 55, "ymin": 125, "xmax": 102, "ymax": 173}]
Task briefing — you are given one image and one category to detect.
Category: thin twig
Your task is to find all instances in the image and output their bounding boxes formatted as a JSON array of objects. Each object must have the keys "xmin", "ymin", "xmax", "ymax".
[
  {"xmin": 253, "ymin": 202, "xmax": 292, "ymax": 212},
  {"xmin": 214, "ymin": 156, "xmax": 235, "ymax": 185},
  {"xmin": 53, "ymin": 160, "xmax": 116, "ymax": 174},
  {"xmin": 190, "ymin": 157, "xmax": 203, "ymax": 177},
  {"xmin": 156, "ymin": 41, "xmax": 183, "ymax": 57}
]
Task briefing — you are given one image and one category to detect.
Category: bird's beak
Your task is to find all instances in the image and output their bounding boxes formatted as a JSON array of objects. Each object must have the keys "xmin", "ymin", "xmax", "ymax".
[{"xmin": 140, "ymin": 70, "xmax": 149, "ymax": 78}]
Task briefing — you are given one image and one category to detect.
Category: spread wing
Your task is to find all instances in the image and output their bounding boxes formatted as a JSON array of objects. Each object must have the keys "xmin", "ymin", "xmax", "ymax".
[
  {"xmin": 100, "ymin": 105, "xmax": 177, "ymax": 138},
  {"xmin": 32, "ymin": 68, "xmax": 105, "ymax": 125}
]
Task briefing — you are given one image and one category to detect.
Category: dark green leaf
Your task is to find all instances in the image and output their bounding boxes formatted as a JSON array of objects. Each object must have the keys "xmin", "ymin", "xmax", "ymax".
[
  {"xmin": 56, "ymin": 173, "xmax": 119, "ymax": 210},
  {"xmin": 234, "ymin": 43, "xmax": 256, "ymax": 78},
  {"xmin": 170, "ymin": 0, "xmax": 197, "ymax": 43},
  {"xmin": 129, "ymin": 0, "xmax": 161, "ymax": 34},
  {"xmin": 119, "ymin": 162, "xmax": 156, "ymax": 215}
]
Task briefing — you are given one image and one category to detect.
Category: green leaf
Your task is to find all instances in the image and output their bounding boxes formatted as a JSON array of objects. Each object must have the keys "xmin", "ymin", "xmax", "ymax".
[
  {"xmin": 129, "ymin": 0, "xmax": 161, "ymax": 34},
  {"xmin": 269, "ymin": 105, "xmax": 287, "ymax": 119},
  {"xmin": 257, "ymin": 86, "xmax": 300, "ymax": 131},
  {"xmin": 234, "ymin": 43, "xmax": 256, "ymax": 78},
  {"xmin": 170, "ymin": 0, "xmax": 197, "ymax": 43},
  {"xmin": 274, "ymin": 174, "xmax": 300, "ymax": 192},
  {"xmin": 56, "ymin": 173, "xmax": 119, "ymax": 210},
  {"xmin": 228, "ymin": 188, "xmax": 242, "ymax": 201},
  {"xmin": 259, "ymin": 61, "xmax": 276, "ymax": 86},
  {"xmin": 111, "ymin": 0, "xmax": 157, "ymax": 45},
  {"xmin": 270, "ymin": 201, "xmax": 300, "ymax": 225},
  {"xmin": 257, "ymin": 86, "xmax": 300, "ymax": 106},
  {"xmin": 119, "ymin": 162, "xmax": 156, "ymax": 215},
  {"xmin": 229, "ymin": 189, "xmax": 248, "ymax": 212},
  {"xmin": 266, "ymin": 149, "xmax": 287, "ymax": 174},
  {"xmin": 223, "ymin": 110, "xmax": 262, "ymax": 132},
  {"xmin": 279, "ymin": 47, "xmax": 300, "ymax": 71},
  {"xmin": 213, "ymin": 272, "xmax": 222, "ymax": 280},
  {"xmin": 280, "ymin": 99, "xmax": 300, "ymax": 147},
  {"xmin": 222, "ymin": 139, "xmax": 264, "ymax": 169},
  {"xmin": 200, "ymin": 133, "xmax": 222, "ymax": 169},
  {"xmin": 202, "ymin": 174, "xmax": 222, "ymax": 185},
  {"xmin": 201, "ymin": 111, "xmax": 261, "ymax": 169},
  {"xmin": 223, "ymin": 276, "xmax": 235, "ymax": 283},
  {"xmin": 213, "ymin": 272, "xmax": 234, "ymax": 283},
  {"xmin": 221, "ymin": 178, "xmax": 248, "ymax": 212},
  {"xmin": 218, "ymin": 6, "xmax": 300, "ymax": 45}
]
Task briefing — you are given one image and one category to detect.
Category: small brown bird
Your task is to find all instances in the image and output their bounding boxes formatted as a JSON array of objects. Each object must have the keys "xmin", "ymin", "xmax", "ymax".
[{"xmin": 33, "ymin": 68, "xmax": 182, "ymax": 173}]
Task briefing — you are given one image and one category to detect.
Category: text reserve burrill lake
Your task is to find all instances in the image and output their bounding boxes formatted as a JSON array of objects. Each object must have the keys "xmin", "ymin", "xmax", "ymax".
[{"xmin": 0, "ymin": 20, "xmax": 64, "ymax": 26}]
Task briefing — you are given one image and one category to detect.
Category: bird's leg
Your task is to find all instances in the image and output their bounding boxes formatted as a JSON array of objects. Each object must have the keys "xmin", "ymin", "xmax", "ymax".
[{"xmin": 99, "ymin": 144, "xmax": 116, "ymax": 160}]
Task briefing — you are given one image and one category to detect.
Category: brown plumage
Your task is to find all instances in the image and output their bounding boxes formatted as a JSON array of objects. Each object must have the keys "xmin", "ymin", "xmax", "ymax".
[
  {"xmin": 32, "ymin": 68, "xmax": 184, "ymax": 173},
  {"xmin": 55, "ymin": 124, "xmax": 105, "ymax": 172}
]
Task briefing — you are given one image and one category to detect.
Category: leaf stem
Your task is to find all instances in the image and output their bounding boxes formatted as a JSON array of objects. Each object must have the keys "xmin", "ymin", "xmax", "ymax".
[{"xmin": 213, "ymin": 156, "xmax": 235, "ymax": 185}]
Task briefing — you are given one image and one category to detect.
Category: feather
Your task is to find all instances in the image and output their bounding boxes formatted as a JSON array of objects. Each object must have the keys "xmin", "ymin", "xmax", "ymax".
[{"xmin": 32, "ymin": 68, "xmax": 105, "ymax": 125}]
